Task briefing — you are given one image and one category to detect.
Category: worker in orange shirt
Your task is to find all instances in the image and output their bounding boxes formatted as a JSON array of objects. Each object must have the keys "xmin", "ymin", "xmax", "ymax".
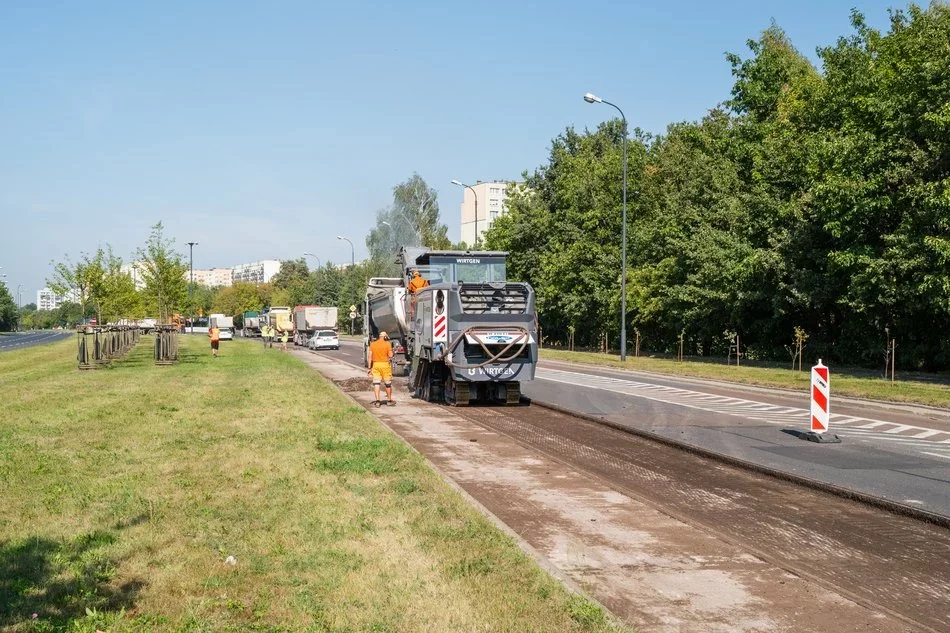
[
  {"xmin": 367, "ymin": 331, "xmax": 395, "ymax": 407},
  {"xmin": 407, "ymin": 270, "xmax": 429, "ymax": 320},
  {"xmin": 209, "ymin": 324, "xmax": 221, "ymax": 358},
  {"xmin": 407, "ymin": 269, "xmax": 429, "ymax": 294}
]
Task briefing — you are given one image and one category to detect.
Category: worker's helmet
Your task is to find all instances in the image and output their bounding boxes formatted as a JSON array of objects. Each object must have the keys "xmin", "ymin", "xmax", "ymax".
[{"xmin": 411, "ymin": 269, "xmax": 420, "ymax": 277}]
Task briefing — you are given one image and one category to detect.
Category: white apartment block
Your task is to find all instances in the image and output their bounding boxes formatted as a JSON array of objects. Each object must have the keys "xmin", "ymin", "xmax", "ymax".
[
  {"xmin": 457, "ymin": 180, "xmax": 516, "ymax": 247},
  {"xmin": 186, "ymin": 268, "xmax": 234, "ymax": 288},
  {"xmin": 231, "ymin": 260, "xmax": 281, "ymax": 285},
  {"xmin": 36, "ymin": 287, "xmax": 78, "ymax": 311}
]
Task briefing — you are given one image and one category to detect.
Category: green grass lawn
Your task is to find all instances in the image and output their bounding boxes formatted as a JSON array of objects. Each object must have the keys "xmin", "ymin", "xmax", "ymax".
[
  {"xmin": 0, "ymin": 336, "xmax": 626, "ymax": 633},
  {"xmin": 540, "ymin": 348, "xmax": 950, "ymax": 408}
]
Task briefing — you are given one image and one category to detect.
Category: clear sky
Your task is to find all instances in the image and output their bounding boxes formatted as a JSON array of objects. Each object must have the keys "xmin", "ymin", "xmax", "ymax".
[{"xmin": 1, "ymin": 0, "xmax": 900, "ymax": 302}]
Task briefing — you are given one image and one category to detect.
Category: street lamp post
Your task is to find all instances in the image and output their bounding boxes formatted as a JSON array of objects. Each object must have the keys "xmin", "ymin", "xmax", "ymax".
[
  {"xmin": 451, "ymin": 180, "xmax": 479, "ymax": 248},
  {"xmin": 186, "ymin": 242, "xmax": 197, "ymax": 333},
  {"xmin": 584, "ymin": 92, "xmax": 628, "ymax": 362},
  {"xmin": 16, "ymin": 284, "xmax": 22, "ymax": 331},
  {"xmin": 336, "ymin": 236, "xmax": 356, "ymax": 334},
  {"xmin": 336, "ymin": 236, "xmax": 355, "ymax": 266},
  {"xmin": 304, "ymin": 252, "xmax": 322, "ymax": 304},
  {"xmin": 303, "ymin": 252, "xmax": 321, "ymax": 269}
]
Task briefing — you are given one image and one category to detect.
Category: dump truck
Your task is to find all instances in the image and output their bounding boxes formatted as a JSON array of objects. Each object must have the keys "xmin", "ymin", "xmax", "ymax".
[
  {"xmin": 364, "ymin": 247, "xmax": 537, "ymax": 405},
  {"xmin": 292, "ymin": 305, "xmax": 339, "ymax": 346},
  {"xmin": 209, "ymin": 314, "xmax": 235, "ymax": 340},
  {"xmin": 242, "ymin": 310, "xmax": 262, "ymax": 337},
  {"xmin": 261, "ymin": 307, "xmax": 293, "ymax": 339}
]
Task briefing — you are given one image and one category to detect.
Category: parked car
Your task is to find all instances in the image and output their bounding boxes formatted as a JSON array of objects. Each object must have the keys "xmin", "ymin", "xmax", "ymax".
[{"xmin": 307, "ymin": 330, "xmax": 339, "ymax": 350}]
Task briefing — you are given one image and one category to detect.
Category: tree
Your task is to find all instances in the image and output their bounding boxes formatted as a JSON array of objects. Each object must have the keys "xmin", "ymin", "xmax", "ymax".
[
  {"xmin": 212, "ymin": 282, "xmax": 265, "ymax": 317},
  {"xmin": 486, "ymin": 121, "xmax": 647, "ymax": 349},
  {"xmin": 136, "ymin": 223, "xmax": 188, "ymax": 322},
  {"xmin": 48, "ymin": 250, "xmax": 104, "ymax": 321},
  {"xmin": 0, "ymin": 284, "xmax": 16, "ymax": 331},
  {"xmin": 366, "ymin": 206, "xmax": 419, "ymax": 271},
  {"xmin": 391, "ymin": 174, "xmax": 450, "ymax": 249},
  {"xmin": 188, "ymin": 284, "xmax": 217, "ymax": 318},
  {"xmin": 271, "ymin": 259, "xmax": 310, "ymax": 290}
]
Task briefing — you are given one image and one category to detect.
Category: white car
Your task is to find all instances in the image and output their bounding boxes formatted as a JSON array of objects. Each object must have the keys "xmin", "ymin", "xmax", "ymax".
[
  {"xmin": 308, "ymin": 330, "xmax": 339, "ymax": 350},
  {"xmin": 218, "ymin": 328, "xmax": 233, "ymax": 341}
]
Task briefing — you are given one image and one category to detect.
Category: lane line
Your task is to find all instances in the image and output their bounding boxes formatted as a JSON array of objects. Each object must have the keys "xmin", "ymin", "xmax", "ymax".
[{"xmin": 536, "ymin": 367, "xmax": 950, "ymax": 457}]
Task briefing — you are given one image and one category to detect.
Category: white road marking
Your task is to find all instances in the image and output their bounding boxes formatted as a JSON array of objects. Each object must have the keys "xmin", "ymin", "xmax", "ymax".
[{"xmin": 536, "ymin": 367, "xmax": 950, "ymax": 458}]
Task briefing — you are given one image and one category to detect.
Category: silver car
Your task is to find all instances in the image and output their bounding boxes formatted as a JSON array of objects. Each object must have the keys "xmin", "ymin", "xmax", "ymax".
[{"xmin": 308, "ymin": 330, "xmax": 339, "ymax": 350}]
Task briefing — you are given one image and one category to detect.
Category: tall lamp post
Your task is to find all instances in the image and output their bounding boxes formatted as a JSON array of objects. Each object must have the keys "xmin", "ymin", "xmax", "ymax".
[
  {"xmin": 303, "ymin": 252, "xmax": 321, "ymax": 269},
  {"xmin": 16, "ymin": 284, "xmax": 22, "ymax": 331},
  {"xmin": 336, "ymin": 236, "xmax": 354, "ymax": 266},
  {"xmin": 451, "ymin": 180, "xmax": 479, "ymax": 247},
  {"xmin": 186, "ymin": 242, "xmax": 198, "ymax": 333},
  {"xmin": 336, "ymin": 236, "xmax": 356, "ymax": 333},
  {"xmin": 584, "ymin": 91, "xmax": 628, "ymax": 361},
  {"xmin": 304, "ymin": 252, "xmax": 322, "ymax": 304}
]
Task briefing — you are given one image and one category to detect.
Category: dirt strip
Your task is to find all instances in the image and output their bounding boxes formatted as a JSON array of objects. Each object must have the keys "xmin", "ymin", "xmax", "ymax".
[{"xmin": 295, "ymin": 350, "xmax": 923, "ymax": 633}]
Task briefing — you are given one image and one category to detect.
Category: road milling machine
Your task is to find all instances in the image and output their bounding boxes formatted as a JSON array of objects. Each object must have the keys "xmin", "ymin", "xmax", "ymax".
[{"xmin": 364, "ymin": 247, "xmax": 537, "ymax": 405}]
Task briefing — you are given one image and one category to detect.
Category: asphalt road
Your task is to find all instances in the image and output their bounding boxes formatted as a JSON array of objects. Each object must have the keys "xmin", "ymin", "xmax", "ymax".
[
  {"xmin": 321, "ymin": 338, "xmax": 950, "ymax": 519},
  {"xmin": 0, "ymin": 330, "xmax": 72, "ymax": 352}
]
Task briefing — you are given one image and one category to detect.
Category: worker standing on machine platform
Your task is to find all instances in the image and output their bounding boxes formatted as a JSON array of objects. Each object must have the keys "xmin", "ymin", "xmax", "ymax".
[
  {"xmin": 368, "ymin": 331, "xmax": 395, "ymax": 407},
  {"xmin": 408, "ymin": 269, "xmax": 429, "ymax": 294},
  {"xmin": 407, "ymin": 270, "xmax": 429, "ymax": 319}
]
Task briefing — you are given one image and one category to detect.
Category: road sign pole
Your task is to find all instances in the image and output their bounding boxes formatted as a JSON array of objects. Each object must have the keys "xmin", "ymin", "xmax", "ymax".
[{"xmin": 803, "ymin": 359, "xmax": 840, "ymax": 443}]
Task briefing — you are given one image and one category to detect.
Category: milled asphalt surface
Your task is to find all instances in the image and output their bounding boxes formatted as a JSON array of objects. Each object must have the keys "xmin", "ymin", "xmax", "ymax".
[
  {"xmin": 0, "ymin": 330, "xmax": 73, "ymax": 351},
  {"xmin": 330, "ymin": 338, "xmax": 950, "ymax": 520},
  {"xmin": 299, "ymin": 344, "xmax": 946, "ymax": 633}
]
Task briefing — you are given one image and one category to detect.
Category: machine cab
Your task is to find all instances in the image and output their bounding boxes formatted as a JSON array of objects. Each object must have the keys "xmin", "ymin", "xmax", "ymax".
[{"xmin": 402, "ymin": 248, "xmax": 509, "ymax": 287}]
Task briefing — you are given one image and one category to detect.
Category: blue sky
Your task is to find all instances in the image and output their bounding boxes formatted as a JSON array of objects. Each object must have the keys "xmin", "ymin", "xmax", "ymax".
[{"xmin": 1, "ymin": 0, "xmax": 899, "ymax": 302}]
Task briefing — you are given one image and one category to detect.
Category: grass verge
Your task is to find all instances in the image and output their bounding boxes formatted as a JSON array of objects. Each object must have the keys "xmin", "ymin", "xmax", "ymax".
[
  {"xmin": 540, "ymin": 348, "xmax": 950, "ymax": 409},
  {"xmin": 0, "ymin": 336, "xmax": 628, "ymax": 632}
]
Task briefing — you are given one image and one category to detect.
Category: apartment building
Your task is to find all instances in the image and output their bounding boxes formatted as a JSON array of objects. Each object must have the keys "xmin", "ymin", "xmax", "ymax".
[
  {"xmin": 231, "ymin": 260, "xmax": 281, "ymax": 285},
  {"xmin": 36, "ymin": 287, "xmax": 78, "ymax": 310},
  {"xmin": 457, "ymin": 180, "xmax": 517, "ymax": 247},
  {"xmin": 187, "ymin": 268, "xmax": 234, "ymax": 288}
]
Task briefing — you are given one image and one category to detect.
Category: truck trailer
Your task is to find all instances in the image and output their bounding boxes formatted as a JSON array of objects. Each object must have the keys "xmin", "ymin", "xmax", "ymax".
[
  {"xmin": 293, "ymin": 305, "xmax": 339, "ymax": 346},
  {"xmin": 261, "ymin": 307, "xmax": 293, "ymax": 340},
  {"xmin": 364, "ymin": 247, "xmax": 537, "ymax": 406},
  {"xmin": 242, "ymin": 310, "xmax": 262, "ymax": 337},
  {"xmin": 209, "ymin": 314, "xmax": 235, "ymax": 340}
]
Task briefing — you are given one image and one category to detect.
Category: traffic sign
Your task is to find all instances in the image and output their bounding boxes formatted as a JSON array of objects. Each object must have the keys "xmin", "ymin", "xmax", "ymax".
[
  {"xmin": 349, "ymin": 304, "xmax": 357, "ymax": 313},
  {"xmin": 349, "ymin": 311, "xmax": 358, "ymax": 319}
]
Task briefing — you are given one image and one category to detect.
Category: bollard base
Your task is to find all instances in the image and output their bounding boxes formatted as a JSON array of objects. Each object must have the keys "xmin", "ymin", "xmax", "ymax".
[{"xmin": 802, "ymin": 431, "xmax": 841, "ymax": 444}]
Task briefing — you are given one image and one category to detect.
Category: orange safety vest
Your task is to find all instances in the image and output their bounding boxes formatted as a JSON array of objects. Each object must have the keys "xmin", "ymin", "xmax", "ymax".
[
  {"xmin": 408, "ymin": 275, "xmax": 429, "ymax": 294},
  {"xmin": 209, "ymin": 327, "xmax": 220, "ymax": 342},
  {"xmin": 369, "ymin": 338, "xmax": 392, "ymax": 363}
]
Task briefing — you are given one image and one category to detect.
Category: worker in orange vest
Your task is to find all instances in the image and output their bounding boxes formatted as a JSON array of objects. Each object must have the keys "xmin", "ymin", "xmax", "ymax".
[
  {"xmin": 209, "ymin": 324, "xmax": 221, "ymax": 358},
  {"xmin": 407, "ymin": 269, "xmax": 429, "ymax": 294},
  {"xmin": 367, "ymin": 331, "xmax": 395, "ymax": 407}
]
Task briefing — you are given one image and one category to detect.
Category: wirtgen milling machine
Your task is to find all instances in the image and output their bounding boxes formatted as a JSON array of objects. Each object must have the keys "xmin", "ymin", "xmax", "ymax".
[{"xmin": 364, "ymin": 247, "xmax": 537, "ymax": 405}]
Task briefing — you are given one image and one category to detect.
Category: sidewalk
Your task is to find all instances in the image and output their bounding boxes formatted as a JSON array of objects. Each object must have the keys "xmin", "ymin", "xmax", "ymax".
[{"xmin": 293, "ymin": 349, "xmax": 914, "ymax": 633}]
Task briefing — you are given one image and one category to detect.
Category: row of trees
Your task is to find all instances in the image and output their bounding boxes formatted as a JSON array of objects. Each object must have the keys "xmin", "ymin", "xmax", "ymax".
[
  {"xmin": 486, "ymin": 4, "xmax": 950, "ymax": 371},
  {"xmin": 46, "ymin": 223, "xmax": 188, "ymax": 326},
  {"xmin": 30, "ymin": 174, "xmax": 456, "ymax": 332}
]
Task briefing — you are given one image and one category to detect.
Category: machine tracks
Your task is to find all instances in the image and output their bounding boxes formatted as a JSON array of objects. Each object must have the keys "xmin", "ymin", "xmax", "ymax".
[{"xmin": 448, "ymin": 403, "xmax": 950, "ymax": 633}]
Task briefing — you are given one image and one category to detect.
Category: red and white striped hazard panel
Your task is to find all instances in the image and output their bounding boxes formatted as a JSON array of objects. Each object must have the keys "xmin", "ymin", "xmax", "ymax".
[
  {"xmin": 433, "ymin": 314, "xmax": 447, "ymax": 342},
  {"xmin": 811, "ymin": 360, "xmax": 830, "ymax": 432}
]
